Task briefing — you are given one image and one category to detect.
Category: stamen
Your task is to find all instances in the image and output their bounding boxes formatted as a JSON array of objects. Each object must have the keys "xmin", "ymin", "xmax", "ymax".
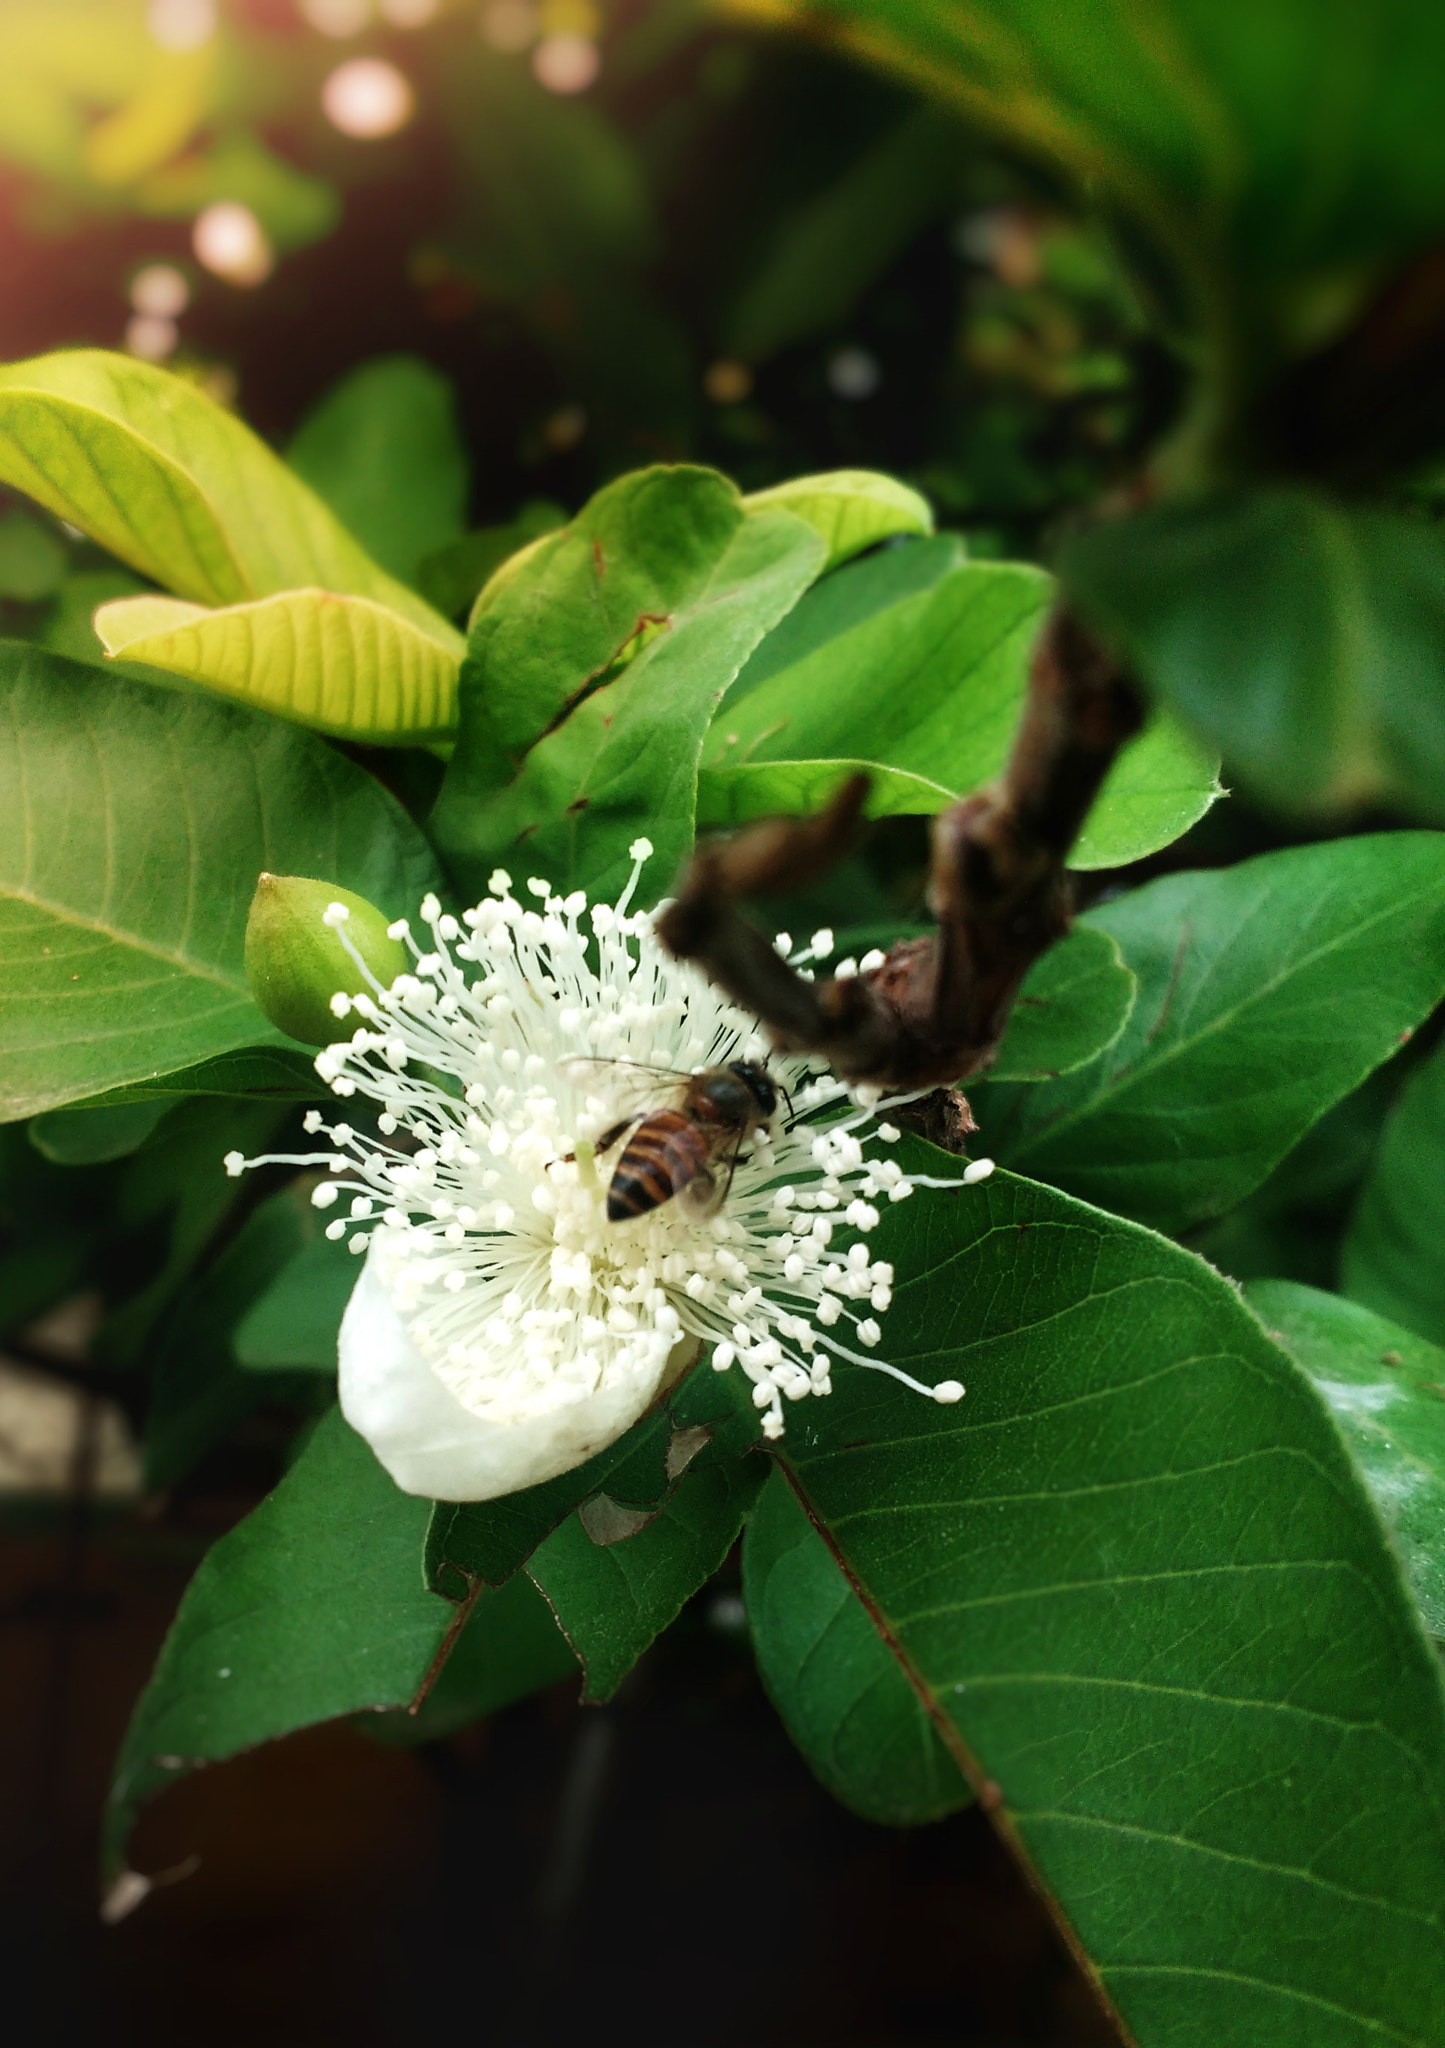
[{"xmin": 223, "ymin": 858, "xmax": 998, "ymax": 1460}]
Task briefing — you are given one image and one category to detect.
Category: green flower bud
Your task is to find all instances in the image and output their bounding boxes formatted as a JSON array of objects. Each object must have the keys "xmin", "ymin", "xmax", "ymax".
[{"xmin": 245, "ymin": 874, "xmax": 409, "ymax": 1047}]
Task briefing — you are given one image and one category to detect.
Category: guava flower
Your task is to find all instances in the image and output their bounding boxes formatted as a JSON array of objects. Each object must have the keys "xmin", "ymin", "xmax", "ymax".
[{"xmin": 226, "ymin": 843, "xmax": 992, "ymax": 1502}]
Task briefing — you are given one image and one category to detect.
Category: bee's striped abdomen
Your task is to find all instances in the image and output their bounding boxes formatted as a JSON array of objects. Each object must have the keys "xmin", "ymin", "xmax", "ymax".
[{"xmin": 607, "ymin": 1109, "xmax": 707, "ymax": 1221}]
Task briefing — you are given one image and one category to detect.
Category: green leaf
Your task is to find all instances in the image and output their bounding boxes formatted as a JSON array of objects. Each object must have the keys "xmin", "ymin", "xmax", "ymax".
[
  {"xmin": 93, "ymin": 589, "xmax": 461, "ymax": 744},
  {"xmin": 28, "ymin": 1099, "xmax": 170, "ymax": 1164},
  {"xmin": 143, "ymin": 1189, "xmax": 314, "ymax": 1490},
  {"xmin": 0, "ymin": 506, "xmax": 66, "ymax": 600},
  {"xmin": 741, "ymin": 468, "xmax": 933, "ymax": 572},
  {"xmin": 526, "ymin": 1457, "xmax": 766, "ymax": 1702},
  {"xmin": 746, "ymin": 1157, "xmax": 1445, "ymax": 2048},
  {"xmin": 234, "ymin": 1227, "xmax": 357, "ymax": 1374},
  {"xmin": 37, "ymin": 566, "xmax": 148, "ymax": 668},
  {"xmin": 105, "ymin": 1406, "xmax": 457, "ymax": 1881},
  {"xmin": 698, "ymin": 557, "xmax": 1219, "ymax": 868},
  {"xmin": 1069, "ymin": 706, "xmax": 1224, "ymax": 871},
  {"xmin": 724, "ymin": 531, "xmax": 967, "ymax": 707},
  {"xmin": 725, "ymin": 109, "xmax": 965, "ymax": 363},
  {"xmin": 76, "ymin": 1046, "xmax": 323, "ymax": 1107},
  {"xmin": 0, "ymin": 644, "xmax": 442, "ymax": 1118},
  {"xmin": 423, "ymin": 1403, "xmax": 678, "ymax": 1599},
  {"xmin": 416, "ymin": 500, "xmax": 566, "ymax": 622},
  {"xmin": 1246, "ymin": 1279, "xmax": 1445, "ymax": 1640},
  {"xmin": 743, "ymin": 1465, "xmax": 971, "ymax": 1825},
  {"xmin": 0, "ymin": 351, "xmax": 451, "ymax": 637},
  {"xmin": 1342, "ymin": 1038, "xmax": 1445, "ymax": 1346},
  {"xmin": 990, "ymin": 925, "xmax": 1136, "ymax": 1082},
  {"xmin": 364, "ymin": 1571, "xmax": 580, "ymax": 1746},
  {"xmin": 431, "ymin": 466, "xmax": 826, "ymax": 904},
  {"xmin": 775, "ymin": 2, "xmax": 1445, "ymax": 347},
  {"xmin": 98, "ymin": 1098, "xmax": 290, "ymax": 1370},
  {"xmin": 285, "ymin": 355, "xmax": 470, "ymax": 589},
  {"xmin": 1063, "ymin": 489, "xmax": 1445, "ymax": 824},
  {"xmin": 973, "ymin": 834, "xmax": 1445, "ymax": 1235}
]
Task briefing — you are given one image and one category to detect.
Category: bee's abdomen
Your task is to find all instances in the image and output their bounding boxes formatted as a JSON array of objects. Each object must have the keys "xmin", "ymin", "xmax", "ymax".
[{"xmin": 607, "ymin": 1110, "xmax": 704, "ymax": 1221}]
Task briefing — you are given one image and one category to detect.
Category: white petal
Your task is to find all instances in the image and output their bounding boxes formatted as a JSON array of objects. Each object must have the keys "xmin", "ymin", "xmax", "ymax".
[{"xmin": 338, "ymin": 1250, "xmax": 675, "ymax": 1502}]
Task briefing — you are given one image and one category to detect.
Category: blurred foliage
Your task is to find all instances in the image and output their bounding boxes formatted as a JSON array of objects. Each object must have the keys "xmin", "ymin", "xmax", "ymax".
[{"xmin": 0, "ymin": 0, "xmax": 1164, "ymax": 559}]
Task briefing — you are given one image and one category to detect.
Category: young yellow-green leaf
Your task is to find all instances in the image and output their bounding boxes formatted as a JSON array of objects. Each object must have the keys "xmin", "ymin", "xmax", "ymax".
[
  {"xmin": 990, "ymin": 925, "xmax": 1136, "ymax": 1081},
  {"xmin": 743, "ymin": 1466, "xmax": 972, "ymax": 1825},
  {"xmin": 698, "ymin": 557, "xmax": 1219, "ymax": 868},
  {"xmin": 0, "ymin": 350, "xmax": 451, "ymax": 637},
  {"xmin": 974, "ymin": 834, "xmax": 1445, "ymax": 1235},
  {"xmin": 1342, "ymin": 1038, "xmax": 1445, "ymax": 1346},
  {"xmin": 104, "ymin": 1406, "xmax": 456, "ymax": 1884},
  {"xmin": 0, "ymin": 642, "xmax": 442, "ymax": 1118},
  {"xmin": 433, "ymin": 465, "xmax": 826, "ymax": 905},
  {"xmin": 92, "ymin": 587, "xmax": 461, "ymax": 742},
  {"xmin": 1246, "ymin": 1279, "xmax": 1445, "ymax": 1639},
  {"xmin": 728, "ymin": 1156, "xmax": 1445, "ymax": 2048},
  {"xmin": 526, "ymin": 1457, "xmax": 767, "ymax": 1701},
  {"xmin": 742, "ymin": 468, "xmax": 932, "ymax": 571}
]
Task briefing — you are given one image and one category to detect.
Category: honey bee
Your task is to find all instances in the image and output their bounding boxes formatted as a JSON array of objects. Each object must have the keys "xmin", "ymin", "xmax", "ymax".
[{"xmin": 561, "ymin": 1058, "xmax": 781, "ymax": 1222}]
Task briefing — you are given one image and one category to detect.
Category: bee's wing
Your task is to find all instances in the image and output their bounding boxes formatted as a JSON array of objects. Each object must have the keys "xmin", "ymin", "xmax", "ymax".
[{"xmin": 555, "ymin": 1055, "xmax": 692, "ymax": 1117}]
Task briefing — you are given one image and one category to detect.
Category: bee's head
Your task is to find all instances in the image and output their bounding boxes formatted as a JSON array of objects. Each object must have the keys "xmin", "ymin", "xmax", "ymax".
[{"xmin": 728, "ymin": 1059, "xmax": 777, "ymax": 1118}]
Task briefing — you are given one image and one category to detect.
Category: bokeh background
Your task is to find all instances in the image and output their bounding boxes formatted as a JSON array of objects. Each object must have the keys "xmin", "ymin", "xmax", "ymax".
[{"xmin": 0, "ymin": 5, "xmax": 1194, "ymax": 2042}]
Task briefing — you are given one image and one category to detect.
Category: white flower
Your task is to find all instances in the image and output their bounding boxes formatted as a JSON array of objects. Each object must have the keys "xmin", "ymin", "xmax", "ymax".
[{"xmin": 228, "ymin": 843, "xmax": 982, "ymax": 1502}]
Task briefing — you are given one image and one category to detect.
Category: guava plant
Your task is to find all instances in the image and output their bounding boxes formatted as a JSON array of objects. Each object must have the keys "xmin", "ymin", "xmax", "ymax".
[{"xmin": 3, "ymin": 5, "xmax": 1445, "ymax": 2044}]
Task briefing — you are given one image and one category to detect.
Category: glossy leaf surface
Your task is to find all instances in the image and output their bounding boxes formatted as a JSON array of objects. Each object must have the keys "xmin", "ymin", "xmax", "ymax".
[
  {"xmin": 737, "ymin": 1156, "xmax": 1445, "ymax": 2047},
  {"xmin": 1247, "ymin": 1280, "xmax": 1445, "ymax": 1639},
  {"xmin": 0, "ymin": 644, "xmax": 441, "ymax": 1117},
  {"xmin": 973, "ymin": 834, "xmax": 1445, "ymax": 1234},
  {"xmin": 698, "ymin": 557, "xmax": 1219, "ymax": 868},
  {"xmin": 94, "ymin": 588, "xmax": 462, "ymax": 743},
  {"xmin": 743, "ymin": 1465, "xmax": 971, "ymax": 1825}
]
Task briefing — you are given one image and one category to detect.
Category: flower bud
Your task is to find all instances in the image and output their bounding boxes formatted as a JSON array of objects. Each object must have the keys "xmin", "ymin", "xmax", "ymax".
[{"xmin": 245, "ymin": 873, "xmax": 409, "ymax": 1046}]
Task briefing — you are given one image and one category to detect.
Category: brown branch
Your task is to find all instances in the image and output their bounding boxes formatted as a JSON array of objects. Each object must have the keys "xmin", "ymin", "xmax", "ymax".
[{"xmin": 658, "ymin": 605, "xmax": 1143, "ymax": 1104}]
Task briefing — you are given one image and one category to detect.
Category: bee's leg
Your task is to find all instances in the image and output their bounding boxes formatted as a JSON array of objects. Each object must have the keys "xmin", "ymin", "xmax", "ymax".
[{"xmin": 562, "ymin": 1117, "xmax": 637, "ymax": 1168}]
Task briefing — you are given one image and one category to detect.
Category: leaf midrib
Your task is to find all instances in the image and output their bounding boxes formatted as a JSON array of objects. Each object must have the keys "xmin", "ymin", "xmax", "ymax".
[{"xmin": 0, "ymin": 880, "xmax": 248, "ymax": 994}]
